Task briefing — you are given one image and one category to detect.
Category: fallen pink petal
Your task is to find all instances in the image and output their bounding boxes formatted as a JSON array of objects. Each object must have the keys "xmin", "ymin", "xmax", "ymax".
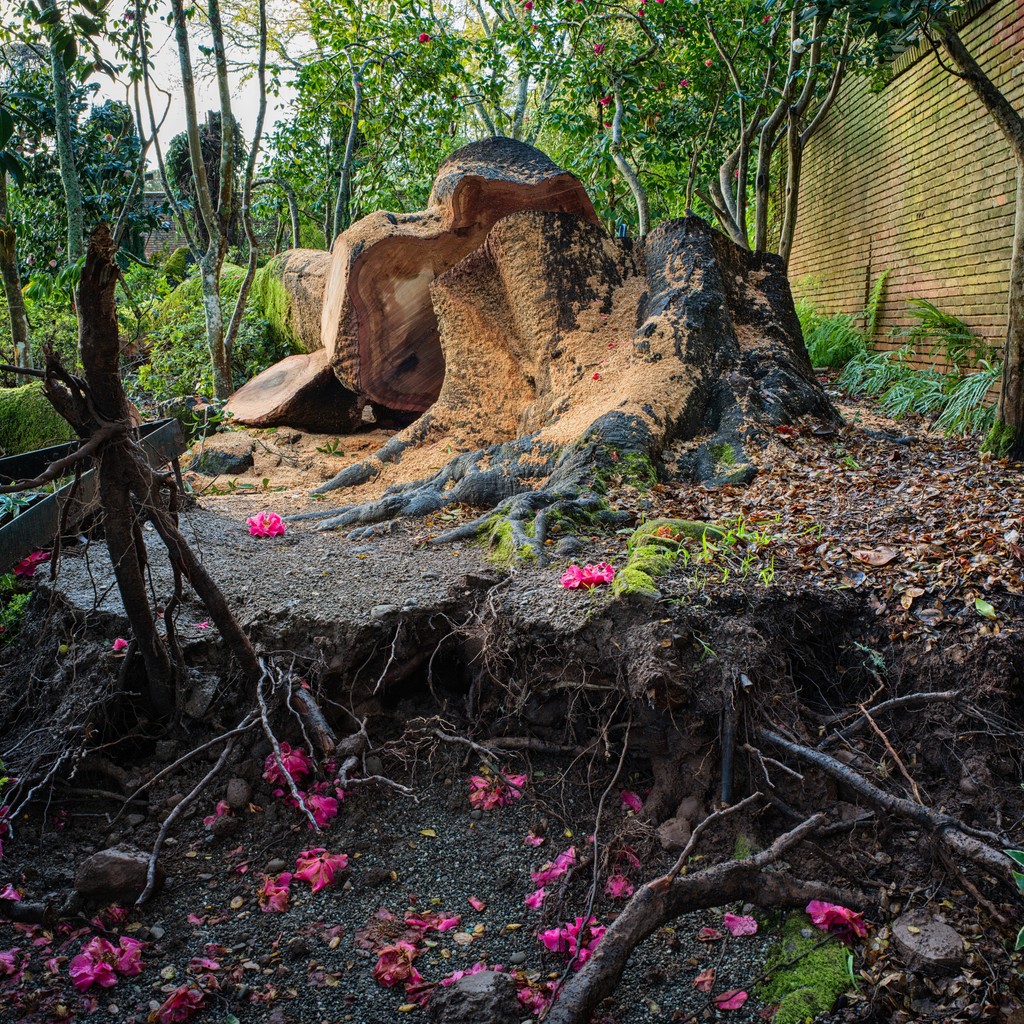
[
  {"xmin": 714, "ymin": 989, "xmax": 749, "ymax": 1010},
  {"xmin": 620, "ymin": 790, "xmax": 643, "ymax": 813},
  {"xmin": 153, "ymin": 983, "xmax": 206, "ymax": 1023},
  {"xmin": 468, "ymin": 895, "xmax": 486, "ymax": 911},
  {"xmin": 258, "ymin": 871, "xmax": 292, "ymax": 912},
  {"xmin": 697, "ymin": 927, "xmax": 723, "ymax": 942},
  {"xmin": 524, "ymin": 832, "xmax": 545, "ymax": 846},
  {"xmin": 806, "ymin": 899, "xmax": 868, "ymax": 939},
  {"xmin": 294, "ymin": 848, "xmax": 349, "ymax": 893},
  {"xmin": 525, "ymin": 887, "xmax": 546, "ymax": 909},
  {"xmin": 723, "ymin": 912, "xmax": 758, "ymax": 936},
  {"xmin": 112, "ymin": 637, "xmax": 128, "ymax": 651},
  {"xmin": 12, "ymin": 551, "xmax": 49, "ymax": 578},
  {"xmin": 604, "ymin": 873, "xmax": 634, "ymax": 898}
]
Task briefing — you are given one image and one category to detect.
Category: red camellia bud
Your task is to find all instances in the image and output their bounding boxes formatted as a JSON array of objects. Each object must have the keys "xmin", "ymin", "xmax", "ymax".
[
  {"xmin": 594, "ymin": 42, "xmax": 605, "ymax": 54},
  {"xmin": 599, "ymin": 96, "xmax": 611, "ymax": 106},
  {"xmin": 525, "ymin": 0, "xmax": 533, "ymax": 8},
  {"xmin": 418, "ymin": 32, "xmax": 430, "ymax": 42},
  {"xmin": 680, "ymin": 78, "xmax": 690, "ymax": 87}
]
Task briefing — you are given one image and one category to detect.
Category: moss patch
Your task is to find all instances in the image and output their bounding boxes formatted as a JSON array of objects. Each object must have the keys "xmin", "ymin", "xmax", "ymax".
[
  {"xmin": 482, "ymin": 516, "xmax": 536, "ymax": 565},
  {"xmin": 0, "ymin": 382, "xmax": 73, "ymax": 456},
  {"xmin": 595, "ymin": 449, "xmax": 658, "ymax": 492},
  {"xmin": 251, "ymin": 258, "xmax": 296, "ymax": 352},
  {"xmin": 612, "ymin": 518, "xmax": 724, "ymax": 597},
  {"xmin": 983, "ymin": 421, "xmax": 1015, "ymax": 457},
  {"xmin": 757, "ymin": 915, "xmax": 851, "ymax": 1024}
]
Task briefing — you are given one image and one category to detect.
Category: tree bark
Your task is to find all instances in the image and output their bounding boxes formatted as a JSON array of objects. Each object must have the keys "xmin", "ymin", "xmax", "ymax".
[{"xmin": 0, "ymin": 171, "xmax": 32, "ymax": 369}]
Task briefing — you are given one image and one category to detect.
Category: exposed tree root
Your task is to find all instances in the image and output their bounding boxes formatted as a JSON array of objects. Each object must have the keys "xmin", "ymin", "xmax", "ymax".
[{"xmin": 544, "ymin": 813, "xmax": 835, "ymax": 1024}]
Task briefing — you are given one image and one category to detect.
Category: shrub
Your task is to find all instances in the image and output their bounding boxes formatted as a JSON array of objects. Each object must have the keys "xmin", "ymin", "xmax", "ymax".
[
  {"xmin": 796, "ymin": 271, "xmax": 888, "ymax": 370},
  {"xmin": 130, "ymin": 263, "xmax": 297, "ymax": 402}
]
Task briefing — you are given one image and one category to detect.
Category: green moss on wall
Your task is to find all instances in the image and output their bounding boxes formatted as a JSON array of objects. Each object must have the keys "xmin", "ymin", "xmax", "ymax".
[
  {"xmin": 757, "ymin": 915, "xmax": 851, "ymax": 1024},
  {"xmin": 0, "ymin": 382, "xmax": 73, "ymax": 456}
]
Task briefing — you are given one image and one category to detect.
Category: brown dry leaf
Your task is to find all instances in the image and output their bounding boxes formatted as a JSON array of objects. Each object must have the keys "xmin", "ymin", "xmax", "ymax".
[
  {"xmin": 693, "ymin": 967, "xmax": 715, "ymax": 992},
  {"xmin": 900, "ymin": 587, "xmax": 925, "ymax": 609},
  {"xmin": 453, "ymin": 932, "xmax": 474, "ymax": 945},
  {"xmin": 853, "ymin": 547, "xmax": 899, "ymax": 566}
]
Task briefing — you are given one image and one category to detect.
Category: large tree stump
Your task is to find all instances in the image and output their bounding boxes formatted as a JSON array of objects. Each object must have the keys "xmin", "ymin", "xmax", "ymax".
[
  {"xmin": 292, "ymin": 210, "xmax": 835, "ymax": 548},
  {"xmin": 321, "ymin": 137, "xmax": 597, "ymax": 416}
]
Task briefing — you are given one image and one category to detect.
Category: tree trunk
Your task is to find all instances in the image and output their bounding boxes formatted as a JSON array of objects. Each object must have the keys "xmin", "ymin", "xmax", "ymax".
[
  {"xmin": 778, "ymin": 123, "xmax": 803, "ymax": 269},
  {"xmin": 994, "ymin": 159, "xmax": 1024, "ymax": 458},
  {"xmin": 199, "ymin": 256, "xmax": 232, "ymax": 399},
  {"xmin": 0, "ymin": 172, "xmax": 33, "ymax": 369},
  {"xmin": 42, "ymin": 0, "xmax": 86, "ymax": 261},
  {"xmin": 333, "ymin": 64, "xmax": 364, "ymax": 240}
]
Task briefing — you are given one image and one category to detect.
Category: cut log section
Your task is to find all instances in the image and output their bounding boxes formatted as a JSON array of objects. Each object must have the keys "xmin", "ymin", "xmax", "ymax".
[
  {"xmin": 256, "ymin": 249, "xmax": 332, "ymax": 354},
  {"xmin": 225, "ymin": 349, "xmax": 365, "ymax": 433},
  {"xmin": 320, "ymin": 136, "xmax": 598, "ymax": 413}
]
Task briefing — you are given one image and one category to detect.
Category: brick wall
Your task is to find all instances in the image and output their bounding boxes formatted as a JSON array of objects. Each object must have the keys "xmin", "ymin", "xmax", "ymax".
[
  {"xmin": 787, "ymin": 0, "xmax": 1023, "ymax": 366},
  {"xmin": 141, "ymin": 192, "xmax": 188, "ymax": 259}
]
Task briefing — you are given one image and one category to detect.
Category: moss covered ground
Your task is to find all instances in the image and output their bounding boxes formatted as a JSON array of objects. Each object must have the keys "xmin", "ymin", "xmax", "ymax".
[{"xmin": 0, "ymin": 381, "xmax": 73, "ymax": 456}]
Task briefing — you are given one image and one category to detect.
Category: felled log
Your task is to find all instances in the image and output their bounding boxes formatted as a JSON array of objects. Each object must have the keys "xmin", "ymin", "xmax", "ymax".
[
  {"xmin": 320, "ymin": 136, "xmax": 598, "ymax": 414},
  {"xmin": 255, "ymin": 248, "xmax": 332, "ymax": 354},
  {"xmin": 225, "ymin": 349, "xmax": 365, "ymax": 433}
]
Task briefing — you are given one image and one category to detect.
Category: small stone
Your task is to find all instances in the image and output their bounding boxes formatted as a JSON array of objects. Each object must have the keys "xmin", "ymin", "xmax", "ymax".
[
  {"xmin": 509, "ymin": 951, "xmax": 527, "ymax": 965},
  {"xmin": 364, "ymin": 755, "xmax": 383, "ymax": 777},
  {"xmin": 148, "ymin": 924, "xmax": 166, "ymax": 941},
  {"xmin": 287, "ymin": 936, "xmax": 310, "ymax": 958},
  {"xmin": 656, "ymin": 816, "xmax": 691, "ymax": 851},
  {"xmin": 225, "ymin": 778, "xmax": 253, "ymax": 811},
  {"xmin": 126, "ymin": 814, "xmax": 146, "ymax": 828},
  {"xmin": 428, "ymin": 968, "xmax": 521, "ymax": 1024},
  {"xmin": 211, "ymin": 815, "xmax": 240, "ymax": 839},
  {"xmin": 165, "ymin": 794, "xmax": 185, "ymax": 809},
  {"xmin": 266, "ymin": 859, "xmax": 287, "ymax": 874},
  {"xmin": 893, "ymin": 910, "xmax": 965, "ymax": 976},
  {"xmin": 371, "ymin": 604, "xmax": 400, "ymax": 618},
  {"xmin": 75, "ymin": 847, "xmax": 164, "ymax": 902},
  {"xmin": 421, "ymin": 571, "xmax": 438, "ymax": 581},
  {"xmin": 470, "ymin": 809, "xmax": 483, "ymax": 821},
  {"xmin": 403, "ymin": 598, "xmax": 418, "ymax": 607},
  {"xmin": 800, "ymin": 927, "xmax": 814, "ymax": 939}
]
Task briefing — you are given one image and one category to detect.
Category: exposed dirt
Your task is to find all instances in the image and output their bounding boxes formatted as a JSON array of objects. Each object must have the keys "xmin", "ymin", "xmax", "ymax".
[{"xmin": 0, "ymin": 387, "xmax": 1022, "ymax": 1024}]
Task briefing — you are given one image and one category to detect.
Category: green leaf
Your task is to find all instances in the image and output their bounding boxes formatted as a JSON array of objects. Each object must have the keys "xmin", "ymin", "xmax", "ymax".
[
  {"xmin": 62, "ymin": 36, "xmax": 78, "ymax": 70},
  {"xmin": 975, "ymin": 598, "xmax": 997, "ymax": 620},
  {"xmin": 1013, "ymin": 869, "xmax": 1024, "ymax": 897},
  {"xmin": 1017, "ymin": 925, "xmax": 1024, "ymax": 952},
  {"xmin": 0, "ymin": 152, "xmax": 24, "ymax": 186},
  {"xmin": 1005, "ymin": 849, "xmax": 1024, "ymax": 868},
  {"xmin": 0, "ymin": 108, "xmax": 12, "ymax": 152}
]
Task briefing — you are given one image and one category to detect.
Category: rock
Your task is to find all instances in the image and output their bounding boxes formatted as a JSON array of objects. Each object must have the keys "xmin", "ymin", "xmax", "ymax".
[
  {"xmin": 893, "ymin": 910, "xmax": 965, "ymax": 975},
  {"xmin": 147, "ymin": 924, "xmax": 165, "ymax": 941},
  {"xmin": 509, "ymin": 951, "xmax": 527, "ymax": 965},
  {"xmin": 674, "ymin": 795, "xmax": 702, "ymax": 821},
  {"xmin": 186, "ymin": 435, "xmax": 254, "ymax": 476},
  {"xmin": 371, "ymin": 604, "xmax": 400, "ymax": 618},
  {"xmin": 427, "ymin": 968, "xmax": 521, "ymax": 1024},
  {"xmin": 75, "ymin": 847, "xmax": 164, "ymax": 902},
  {"xmin": 656, "ymin": 816, "xmax": 692, "ymax": 851},
  {"xmin": 225, "ymin": 778, "xmax": 252, "ymax": 812},
  {"xmin": 126, "ymin": 814, "xmax": 146, "ymax": 828},
  {"xmin": 266, "ymin": 858, "xmax": 287, "ymax": 874},
  {"xmin": 211, "ymin": 815, "xmax": 241, "ymax": 839}
]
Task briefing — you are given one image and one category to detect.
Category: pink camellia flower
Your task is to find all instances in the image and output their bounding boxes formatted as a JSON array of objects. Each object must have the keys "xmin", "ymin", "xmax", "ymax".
[
  {"xmin": 524, "ymin": 0, "xmax": 533, "ymax": 8},
  {"xmin": 724, "ymin": 912, "xmax": 758, "ymax": 937},
  {"xmin": 518, "ymin": 980, "xmax": 557, "ymax": 1014},
  {"xmin": 418, "ymin": 32, "xmax": 430, "ymax": 42},
  {"xmin": 293, "ymin": 848, "xmax": 348, "ymax": 893},
  {"xmin": 532, "ymin": 846, "xmax": 577, "ymax": 885},
  {"xmin": 598, "ymin": 96, "xmax": 611, "ymax": 106},
  {"xmin": 112, "ymin": 637, "xmax": 129, "ymax": 652},
  {"xmin": 680, "ymin": 78, "xmax": 690, "ymax": 87},
  {"xmin": 69, "ymin": 937, "xmax": 120, "ymax": 991},
  {"xmin": 246, "ymin": 510, "xmax": 286, "ymax": 538},
  {"xmin": 593, "ymin": 42, "xmax": 605, "ymax": 54},
  {"xmin": 524, "ymin": 832, "xmax": 545, "ymax": 846},
  {"xmin": 262, "ymin": 742, "xmax": 312, "ymax": 786},
  {"xmin": 12, "ymin": 551, "xmax": 49, "ymax": 578},
  {"xmin": 539, "ymin": 917, "xmax": 605, "ymax": 967},
  {"xmin": 806, "ymin": 900, "xmax": 868, "ymax": 940},
  {"xmin": 525, "ymin": 887, "xmax": 546, "ymax": 909},
  {"xmin": 305, "ymin": 791, "xmax": 340, "ymax": 827},
  {"xmin": 258, "ymin": 871, "xmax": 292, "ymax": 912},
  {"xmin": 373, "ymin": 941, "xmax": 419, "ymax": 987},
  {"xmin": 604, "ymin": 873, "xmax": 634, "ymax": 898},
  {"xmin": 705, "ymin": 57, "xmax": 713, "ymax": 66},
  {"xmin": 714, "ymin": 989, "xmax": 749, "ymax": 1010},
  {"xmin": 153, "ymin": 983, "xmax": 206, "ymax": 1023},
  {"xmin": 561, "ymin": 563, "xmax": 615, "ymax": 590},
  {"xmin": 468, "ymin": 772, "xmax": 526, "ymax": 811},
  {"xmin": 620, "ymin": 790, "xmax": 643, "ymax": 813},
  {"xmin": 115, "ymin": 936, "xmax": 145, "ymax": 976}
]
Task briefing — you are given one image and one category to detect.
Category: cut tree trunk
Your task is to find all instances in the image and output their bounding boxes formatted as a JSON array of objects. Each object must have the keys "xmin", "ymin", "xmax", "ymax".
[
  {"xmin": 294, "ymin": 209, "xmax": 836, "ymax": 545},
  {"xmin": 225, "ymin": 349, "xmax": 365, "ymax": 432},
  {"xmin": 319, "ymin": 137, "xmax": 598, "ymax": 415}
]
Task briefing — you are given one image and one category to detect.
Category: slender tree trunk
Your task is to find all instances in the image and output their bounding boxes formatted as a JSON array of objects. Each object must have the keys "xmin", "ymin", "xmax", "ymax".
[
  {"xmin": 995, "ymin": 160, "xmax": 1024, "ymax": 458},
  {"xmin": 41, "ymin": 0, "xmax": 85, "ymax": 261},
  {"xmin": 333, "ymin": 64, "xmax": 364, "ymax": 239},
  {"xmin": 0, "ymin": 172, "xmax": 32, "ymax": 369},
  {"xmin": 938, "ymin": 25, "xmax": 1024, "ymax": 458},
  {"xmin": 611, "ymin": 91, "xmax": 649, "ymax": 239},
  {"xmin": 778, "ymin": 125, "xmax": 803, "ymax": 268},
  {"xmin": 200, "ymin": 255, "xmax": 231, "ymax": 397}
]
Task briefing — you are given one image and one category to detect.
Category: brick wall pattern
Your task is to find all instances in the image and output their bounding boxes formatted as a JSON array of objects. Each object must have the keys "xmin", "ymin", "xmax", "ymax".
[{"xmin": 787, "ymin": 0, "xmax": 1023, "ymax": 366}]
